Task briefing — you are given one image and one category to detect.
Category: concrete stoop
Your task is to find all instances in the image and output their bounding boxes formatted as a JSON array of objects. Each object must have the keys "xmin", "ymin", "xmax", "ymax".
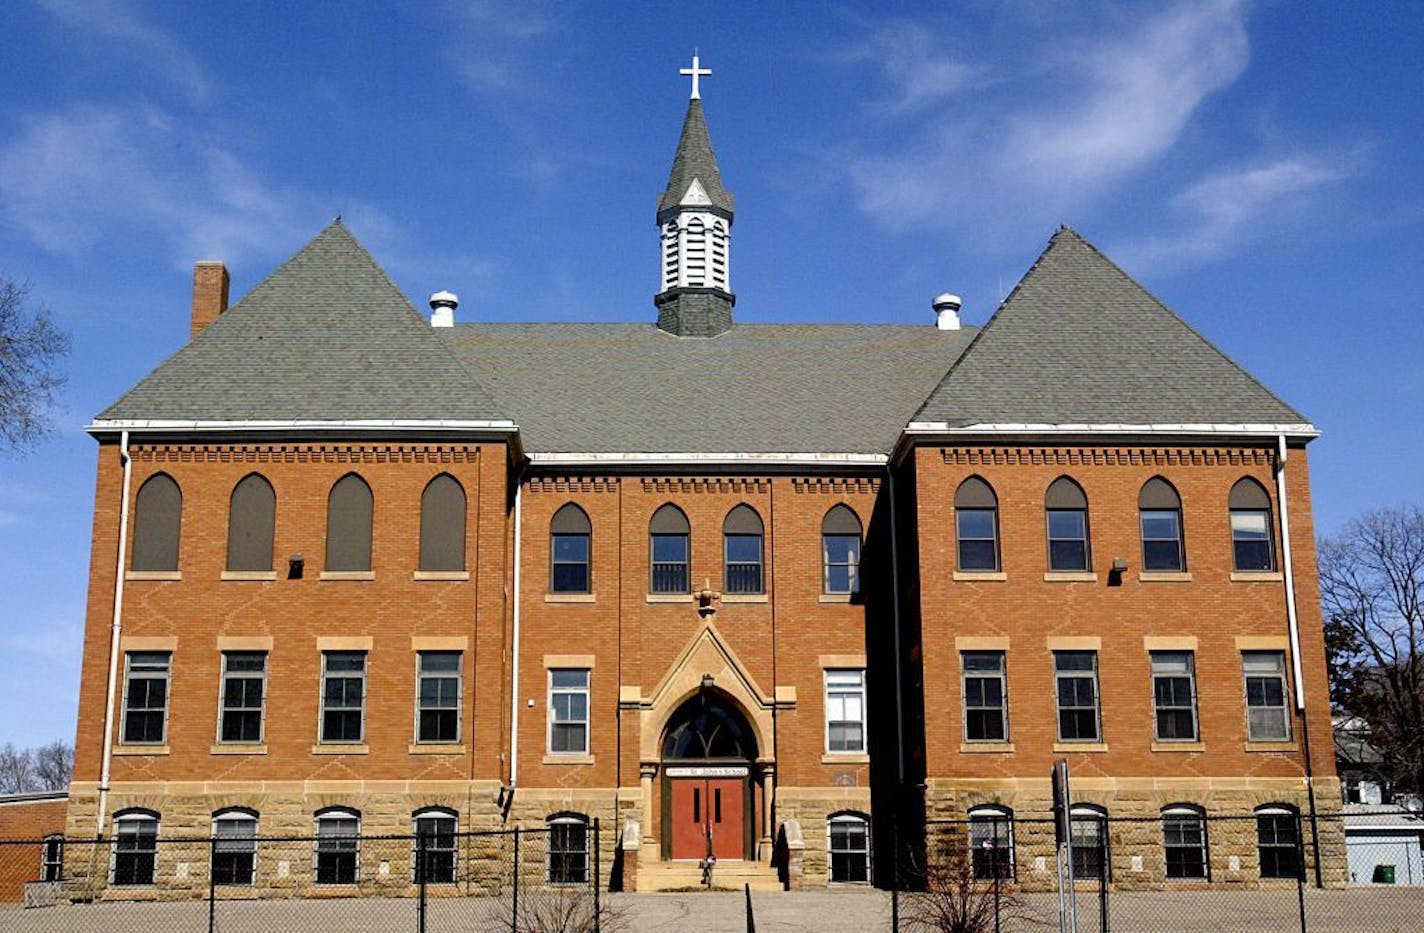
[{"xmin": 637, "ymin": 859, "xmax": 785, "ymax": 892}]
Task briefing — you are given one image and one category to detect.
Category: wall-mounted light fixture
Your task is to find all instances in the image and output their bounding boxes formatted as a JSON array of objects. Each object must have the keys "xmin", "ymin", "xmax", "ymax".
[{"xmin": 288, "ymin": 553, "xmax": 304, "ymax": 579}]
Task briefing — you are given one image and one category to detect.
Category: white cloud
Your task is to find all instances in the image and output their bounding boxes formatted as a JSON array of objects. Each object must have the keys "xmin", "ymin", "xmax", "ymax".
[
  {"xmin": 842, "ymin": 19, "xmax": 977, "ymax": 114},
  {"xmin": 446, "ymin": 0, "xmax": 561, "ymax": 102},
  {"xmin": 35, "ymin": 0, "xmax": 212, "ymax": 104}
]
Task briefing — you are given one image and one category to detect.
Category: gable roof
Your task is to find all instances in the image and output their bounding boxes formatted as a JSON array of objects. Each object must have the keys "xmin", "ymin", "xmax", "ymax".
[
  {"xmin": 95, "ymin": 221, "xmax": 509, "ymax": 429},
  {"xmin": 913, "ymin": 228, "xmax": 1310, "ymax": 432},
  {"xmin": 657, "ymin": 99, "xmax": 734, "ymax": 218}
]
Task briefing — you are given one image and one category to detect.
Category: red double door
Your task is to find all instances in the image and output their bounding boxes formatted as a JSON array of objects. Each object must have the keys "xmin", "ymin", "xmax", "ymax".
[{"xmin": 670, "ymin": 776, "xmax": 745, "ymax": 861}]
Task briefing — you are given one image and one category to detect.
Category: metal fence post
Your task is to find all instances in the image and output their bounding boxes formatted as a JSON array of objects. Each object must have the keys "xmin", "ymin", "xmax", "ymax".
[
  {"xmin": 511, "ymin": 827, "xmax": 521, "ymax": 933},
  {"xmin": 1100, "ymin": 816, "xmax": 1110, "ymax": 933},
  {"xmin": 890, "ymin": 808, "xmax": 898, "ymax": 933},
  {"xmin": 992, "ymin": 817, "xmax": 1001, "ymax": 933},
  {"xmin": 593, "ymin": 817, "xmax": 601, "ymax": 933},
  {"xmin": 417, "ymin": 830, "xmax": 428, "ymax": 933},
  {"xmin": 1295, "ymin": 812, "xmax": 1307, "ymax": 933},
  {"xmin": 208, "ymin": 835, "xmax": 217, "ymax": 933}
]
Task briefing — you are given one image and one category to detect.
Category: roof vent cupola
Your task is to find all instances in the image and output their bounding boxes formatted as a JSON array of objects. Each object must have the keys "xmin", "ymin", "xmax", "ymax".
[
  {"xmin": 933, "ymin": 293, "xmax": 962, "ymax": 330},
  {"xmin": 655, "ymin": 53, "xmax": 735, "ymax": 338},
  {"xmin": 429, "ymin": 290, "xmax": 458, "ymax": 328}
]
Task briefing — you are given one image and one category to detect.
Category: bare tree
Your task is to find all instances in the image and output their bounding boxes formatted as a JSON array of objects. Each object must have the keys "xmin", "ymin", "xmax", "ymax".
[
  {"xmin": 1321, "ymin": 505, "xmax": 1424, "ymax": 796},
  {"xmin": 0, "ymin": 275, "xmax": 70, "ymax": 451},
  {"xmin": 0, "ymin": 744, "xmax": 38, "ymax": 794},
  {"xmin": 33, "ymin": 741, "xmax": 73, "ymax": 791}
]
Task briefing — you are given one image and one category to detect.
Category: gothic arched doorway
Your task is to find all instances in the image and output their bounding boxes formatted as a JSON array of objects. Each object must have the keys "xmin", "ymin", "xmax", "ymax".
[{"xmin": 660, "ymin": 689, "xmax": 758, "ymax": 861}]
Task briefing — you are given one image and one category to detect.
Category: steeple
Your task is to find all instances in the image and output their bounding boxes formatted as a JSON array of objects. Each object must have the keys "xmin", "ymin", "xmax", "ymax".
[{"xmin": 655, "ymin": 54, "xmax": 735, "ymax": 337}]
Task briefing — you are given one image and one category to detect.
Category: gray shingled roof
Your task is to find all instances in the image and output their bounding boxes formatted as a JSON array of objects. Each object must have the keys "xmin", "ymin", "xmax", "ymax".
[
  {"xmin": 914, "ymin": 228, "xmax": 1308, "ymax": 428},
  {"xmin": 97, "ymin": 222, "xmax": 506, "ymax": 425},
  {"xmin": 657, "ymin": 99, "xmax": 734, "ymax": 217},
  {"xmin": 447, "ymin": 323, "xmax": 975, "ymax": 455}
]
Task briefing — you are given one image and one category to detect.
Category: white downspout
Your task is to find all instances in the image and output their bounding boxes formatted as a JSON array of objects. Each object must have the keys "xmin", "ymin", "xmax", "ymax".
[
  {"xmin": 508, "ymin": 469, "xmax": 525, "ymax": 793},
  {"xmin": 97, "ymin": 431, "xmax": 133, "ymax": 834},
  {"xmin": 1274, "ymin": 434, "xmax": 1305, "ymax": 710}
]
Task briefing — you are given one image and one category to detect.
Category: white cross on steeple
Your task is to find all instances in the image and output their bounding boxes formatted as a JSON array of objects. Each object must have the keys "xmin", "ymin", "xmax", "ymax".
[{"xmin": 680, "ymin": 52, "xmax": 711, "ymax": 100}]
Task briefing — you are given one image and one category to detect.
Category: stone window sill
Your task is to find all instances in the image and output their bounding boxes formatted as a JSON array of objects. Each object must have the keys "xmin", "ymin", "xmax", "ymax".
[
  {"xmin": 311, "ymin": 743, "xmax": 370, "ymax": 755},
  {"xmin": 646, "ymin": 594, "xmax": 693, "ymax": 603},
  {"xmin": 1052, "ymin": 742, "xmax": 1109, "ymax": 753},
  {"xmin": 1231, "ymin": 571, "xmax": 1284, "ymax": 582},
  {"xmin": 125, "ymin": 570, "xmax": 181, "ymax": 582},
  {"xmin": 959, "ymin": 742, "xmax": 1015, "ymax": 754},
  {"xmin": 822, "ymin": 753, "xmax": 869, "ymax": 765},
  {"xmin": 818, "ymin": 593, "xmax": 855, "ymax": 603},
  {"xmin": 1151, "ymin": 741, "xmax": 1205, "ymax": 753},
  {"xmin": 413, "ymin": 571, "xmax": 470, "ymax": 581},
  {"xmin": 1244, "ymin": 741, "xmax": 1298, "ymax": 752},
  {"xmin": 722, "ymin": 594, "xmax": 768, "ymax": 603},
  {"xmin": 319, "ymin": 571, "xmax": 375, "ymax": 581},
  {"xmin": 543, "ymin": 754, "xmax": 595, "ymax": 765},
  {"xmin": 410, "ymin": 743, "xmax": 466, "ymax": 755},
  {"xmin": 113, "ymin": 744, "xmax": 170, "ymax": 756},
  {"xmin": 953, "ymin": 571, "xmax": 1006, "ymax": 582},
  {"xmin": 221, "ymin": 570, "xmax": 277, "ymax": 581},
  {"xmin": 1139, "ymin": 572, "xmax": 1194, "ymax": 583},
  {"xmin": 545, "ymin": 593, "xmax": 596, "ymax": 603},
  {"xmin": 1044, "ymin": 571, "xmax": 1097, "ymax": 583},
  {"xmin": 211, "ymin": 744, "xmax": 267, "ymax": 755}
]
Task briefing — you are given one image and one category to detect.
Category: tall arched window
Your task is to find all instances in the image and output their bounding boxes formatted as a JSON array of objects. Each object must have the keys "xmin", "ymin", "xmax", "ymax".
[
  {"xmin": 723, "ymin": 505, "xmax": 764, "ymax": 594},
  {"xmin": 1255, "ymin": 805, "xmax": 1300, "ymax": 879},
  {"xmin": 822, "ymin": 505, "xmax": 862, "ymax": 595},
  {"xmin": 315, "ymin": 807, "xmax": 360, "ymax": 884},
  {"xmin": 828, "ymin": 812, "xmax": 871, "ymax": 883},
  {"xmin": 550, "ymin": 504, "xmax": 592, "ymax": 593},
  {"xmin": 419, "ymin": 474, "xmax": 466, "ymax": 572},
  {"xmin": 1070, "ymin": 804, "xmax": 1109, "ymax": 881},
  {"xmin": 1139, "ymin": 477, "xmax": 1184, "ymax": 572},
  {"xmin": 1162, "ymin": 804, "xmax": 1208, "ymax": 879},
  {"xmin": 1229, "ymin": 478, "xmax": 1275, "ymax": 571},
  {"xmin": 649, "ymin": 504, "xmax": 690, "ymax": 594},
  {"xmin": 131, "ymin": 473, "xmax": 181, "ymax": 572},
  {"xmin": 212, "ymin": 808, "xmax": 258, "ymax": 886},
  {"xmin": 547, "ymin": 812, "xmax": 589, "ymax": 884},
  {"xmin": 226, "ymin": 473, "xmax": 275, "ymax": 572},
  {"xmin": 968, "ymin": 805, "xmax": 1015, "ymax": 880},
  {"xmin": 413, "ymin": 807, "xmax": 458, "ymax": 884},
  {"xmin": 325, "ymin": 473, "xmax": 373, "ymax": 572},
  {"xmin": 954, "ymin": 477, "xmax": 999, "ymax": 572},
  {"xmin": 1045, "ymin": 477, "xmax": 1090, "ymax": 572},
  {"xmin": 111, "ymin": 809, "xmax": 160, "ymax": 886}
]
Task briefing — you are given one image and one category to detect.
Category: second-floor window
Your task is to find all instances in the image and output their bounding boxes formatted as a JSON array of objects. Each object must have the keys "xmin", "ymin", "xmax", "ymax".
[
  {"xmin": 1054, "ymin": 651, "xmax": 1100, "ymax": 742},
  {"xmin": 550, "ymin": 503, "xmax": 592, "ymax": 593},
  {"xmin": 962, "ymin": 651, "xmax": 1007, "ymax": 742},
  {"xmin": 320, "ymin": 651, "xmax": 366, "ymax": 744},
  {"xmin": 825, "ymin": 669, "xmax": 867, "ymax": 753},
  {"xmin": 1243, "ymin": 651, "xmax": 1290, "ymax": 741},
  {"xmin": 822, "ymin": 505, "xmax": 862, "ymax": 595},
  {"xmin": 723, "ymin": 504, "xmax": 765, "ymax": 594},
  {"xmin": 1230, "ymin": 478, "xmax": 1275, "ymax": 571},
  {"xmin": 1045, "ymin": 477, "xmax": 1090, "ymax": 572},
  {"xmin": 549, "ymin": 668, "xmax": 590, "ymax": 754},
  {"xmin": 416, "ymin": 651, "xmax": 461, "ymax": 744},
  {"xmin": 218, "ymin": 651, "xmax": 266, "ymax": 744},
  {"xmin": 649, "ymin": 504, "xmax": 690, "ymax": 594},
  {"xmin": 954, "ymin": 477, "xmax": 999, "ymax": 572},
  {"xmin": 1139, "ymin": 477, "xmax": 1184, "ymax": 572},
  {"xmin": 122, "ymin": 652, "xmax": 170, "ymax": 744},
  {"xmin": 1151, "ymin": 651, "xmax": 1198, "ymax": 742}
]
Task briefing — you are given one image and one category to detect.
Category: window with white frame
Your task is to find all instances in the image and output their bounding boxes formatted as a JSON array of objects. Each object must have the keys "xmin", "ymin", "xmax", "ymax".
[
  {"xmin": 822, "ymin": 505, "xmax": 862, "ymax": 595},
  {"xmin": 112, "ymin": 811, "xmax": 159, "ymax": 886},
  {"xmin": 547, "ymin": 814, "xmax": 589, "ymax": 884},
  {"xmin": 1054, "ymin": 651, "xmax": 1100, "ymax": 742},
  {"xmin": 1151, "ymin": 651, "xmax": 1198, "ymax": 742},
  {"xmin": 320, "ymin": 651, "xmax": 366, "ymax": 744},
  {"xmin": 1229, "ymin": 478, "xmax": 1275, "ymax": 571},
  {"xmin": 218, "ymin": 651, "xmax": 266, "ymax": 744},
  {"xmin": 828, "ymin": 813, "xmax": 870, "ymax": 883},
  {"xmin": 1243, "ymin": 651, "xmax": 1290, "ymax": 741},
  {"xmin": 1070, "ymin": 806, "xmax": 1108, "ymax": 880},
  {"xmin": 416, "ymin": 651, "xmax": 461, "ymax": 744},
  {"xmin": 1256, "ymin": 807, "xmax": 1299, "ymax": 879},
  {"xmin": 962, "ymin": 651, "xmax": 1008, "ymax": 742},
  {"xmin": 413, "ymin": 809, "xmax": 458, "ymax": 884},
  {"xmin": 121, "ymin": 652, "xmax": 170, "ymax": 744},
  {"xmin": 212, "ymin": 810, "xmax": 258, "ymax": 885},
  {"xmin": 315, "ymin": 809, "xmax": 360, "ymax": 884},
  {"xmin": 825, "ymin": 669, "xmax": 866, "ymax": 753},
  {"xmin": 41, "ymin": 835, "xmax": 63, "ymax": 883},
  {"xmin": 549, "ymin": 669, "xmax": 590, "ymax": 754},
  {"xmin": 1162, "ymin": 805, "xmax": 1208, "ymax": 879},
  {"xmin": 968, "ymin": 806, "xmax": 1015, "ymax": 880}
]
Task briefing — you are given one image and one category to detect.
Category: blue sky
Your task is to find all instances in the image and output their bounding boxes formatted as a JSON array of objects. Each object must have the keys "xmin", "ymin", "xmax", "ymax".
[{"xmin": 0, "ymin": 0, "xmax": 1420, "ymax": 748}]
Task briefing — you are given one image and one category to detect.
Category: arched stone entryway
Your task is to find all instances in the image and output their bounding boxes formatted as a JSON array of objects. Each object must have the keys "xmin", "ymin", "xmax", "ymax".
[{"xmin": 659, "ymin": 690, "xmax": 758, "ymax": 860}]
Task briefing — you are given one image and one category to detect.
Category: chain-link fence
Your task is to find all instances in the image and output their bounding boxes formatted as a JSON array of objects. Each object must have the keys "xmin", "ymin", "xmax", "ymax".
[{"xmin": 0, "ymin": 821, "xmax": 608, "ymax": 933}]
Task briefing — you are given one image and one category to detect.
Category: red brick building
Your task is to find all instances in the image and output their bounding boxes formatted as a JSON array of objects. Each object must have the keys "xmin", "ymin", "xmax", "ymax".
[{"xmin": 64, "ymin": 76, "xmax": 1339, "ymax": 894}]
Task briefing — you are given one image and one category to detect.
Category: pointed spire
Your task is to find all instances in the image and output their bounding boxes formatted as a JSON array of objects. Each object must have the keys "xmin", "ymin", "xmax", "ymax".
[{"xmin": 657, "ymin": 98, "xmax": 735, "ymax": 219}]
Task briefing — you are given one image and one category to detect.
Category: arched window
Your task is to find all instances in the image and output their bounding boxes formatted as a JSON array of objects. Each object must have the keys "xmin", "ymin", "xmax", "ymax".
[
  {"xmin": 40, "ymin": 834, "xmax": 63, "ymax": 883},
  {"xmin": 226, "ymin": 473, "xmax": 275, "ymax": 572},
  {"xmin": 650, "ymin": 504, "xmax": 690, "ymax": 594},
  {"xmin": 413, "ymin": 807, "xmax": 458, "ymax": 884},
  {"xmin": 325, "ymin": 474, "xmax": 373, "ymax": 572},
  {"xmin": 1229, "ymin": 478, "xmax": 1275, "ymax": 571},
  {"xmin": 828, "ymin": 812, "xmax": 871, "ymax": 883},
  {"xmin": 954, "ymin": 477, "xmax": 999, "ymax": 572},
  {"xmin": 1045, "ymin": 477, "xmax": 1090, "ymax": 572},
  {"xmin": 547, "ymin": 813, "xmax": 589, "ymax": 884},
  {"xmin": 1255, "ymin": 805, "xmax": 1300, "ymax": 879},
  {"xmin": 1162, "ymin": 804, "xmax": 1208, "ymax": 879},
  {"xmin": 111, "ymin": 809, "xmax": 159, "ymax": 886},
  {"xmin": 1139, "ymin": 477, "xmax": 1184, "ymax": 572},
  {"xmin": 1070, "ymin": 805, "xmax": 1109, "ymax": 881},
  {"xmin": 550, "ymin": 503, "xmax": 591, "ymax": 593},
  {"xmin": 131, "ymin": 473, "xmax": 181, "ymax": 572},
  {"xmin": 723, "ymin": 505, "xmax": 764, "ymax": 594},
  {"xmin": 315, "ymin": 808, "xmax": 360, "ymax": 884},
  {"xmin": 212, "ymin": 808, "xmax": 258, "ymax": 886},
  {"xmin": 419, "ymin": 474, "xmax": 466, "ymax": 572},
  {"xmin": 968, "ymin": 805, "xmax": 1015, "ymax": 880},
  {"xmin": 822, "ymin": 505, "xmax": 862, "ymax": 595}
]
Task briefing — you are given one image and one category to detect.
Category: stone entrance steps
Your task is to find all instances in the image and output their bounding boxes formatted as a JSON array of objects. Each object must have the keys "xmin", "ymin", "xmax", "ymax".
[{"xmin": 638, "ymin": 858, "xmax": 785, "ymax": 892}]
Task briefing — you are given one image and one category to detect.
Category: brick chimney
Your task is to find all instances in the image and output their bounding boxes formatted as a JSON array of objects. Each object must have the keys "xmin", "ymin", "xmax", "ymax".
[{"xmin": 190, "ymin": 261, "xmax": 230, "ymax": 339}]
